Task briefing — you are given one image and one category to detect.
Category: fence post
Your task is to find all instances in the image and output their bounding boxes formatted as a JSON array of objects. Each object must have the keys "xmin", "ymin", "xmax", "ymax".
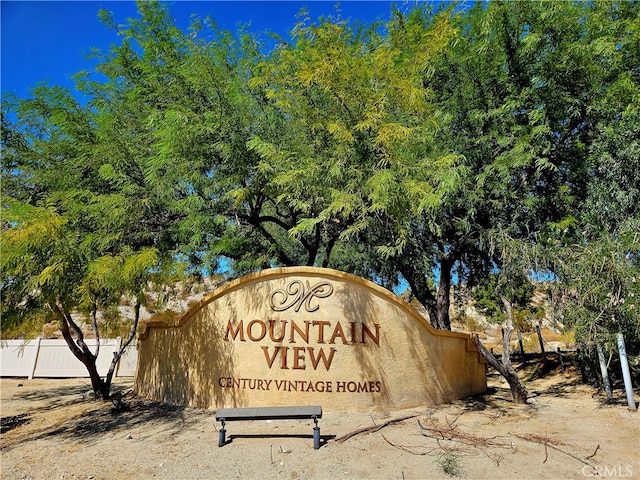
[
  {"xmin": 616, "ymin": 333, "xmax": 637, "ymax": 410},
  {"xmin": 536, "ymin": 325, "xmax": 548, "ymax": 364},
  {"xmin": 596, "ymin": 343, "xmax": 613, "ymax": 399},
  {"xmin": 557, "ymin": 348, "xmax": 565, "ymax": 373},
  {"xmin": 28, "ymin": 337, "xmax": 42, "ymax": 380}
]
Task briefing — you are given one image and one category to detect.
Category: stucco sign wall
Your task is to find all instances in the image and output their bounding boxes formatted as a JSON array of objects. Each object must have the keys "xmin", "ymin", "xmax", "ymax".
[{"xmin": 135, "ymin": 267, "xmax": 486, "ymax": 412}]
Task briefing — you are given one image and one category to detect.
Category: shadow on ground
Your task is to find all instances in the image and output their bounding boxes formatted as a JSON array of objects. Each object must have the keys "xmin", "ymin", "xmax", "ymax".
[
  {"xmin": 454, "ymin": 356, "xmax": 585, "ymax": 414},
  {"xmin": 0, "ymin": 414, "xmax": 31, "ymax": 434},
  {"xmin": 7, "ymin": 381, "xmax": 94, "ymax": 409},
  {"xmin": 457, "ymin": 354, "xmax": 633, "ymax": 413},
  {"xmin": 2, "ymin": 391, "xmax": 212, "ymax": 451}
]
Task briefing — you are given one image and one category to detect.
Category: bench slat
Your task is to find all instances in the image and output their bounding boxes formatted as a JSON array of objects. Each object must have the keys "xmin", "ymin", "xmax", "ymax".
[{"xmin": 215, "ymin": 406, "xmax": 322, "ymax": 421}]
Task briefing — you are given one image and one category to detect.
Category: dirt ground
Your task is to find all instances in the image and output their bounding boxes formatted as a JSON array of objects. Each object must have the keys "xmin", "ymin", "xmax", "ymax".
[{"xmin": 1, "ymin": 362, "xmax": 638, "ymax": 480}]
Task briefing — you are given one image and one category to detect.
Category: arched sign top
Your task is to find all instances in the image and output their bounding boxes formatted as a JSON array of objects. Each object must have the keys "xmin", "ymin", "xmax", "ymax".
[
  {"xmin": 142, "ymin": 267, "xmax": 461, "ymax": 340},
  {"xmin": 136, "ymin": 267, "xmax": 486, "ymax": 412}
]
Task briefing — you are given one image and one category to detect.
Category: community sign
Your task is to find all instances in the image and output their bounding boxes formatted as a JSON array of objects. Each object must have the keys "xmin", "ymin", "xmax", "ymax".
[{"xmin": 135, "ymin": 267, "xmax": 486, "ymax": 412}]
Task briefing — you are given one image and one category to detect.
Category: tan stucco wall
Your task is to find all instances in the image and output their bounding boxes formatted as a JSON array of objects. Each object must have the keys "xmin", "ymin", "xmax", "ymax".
[{"xmin": 135, "ymin": 267, "xmax": 486, "ymax": 412}]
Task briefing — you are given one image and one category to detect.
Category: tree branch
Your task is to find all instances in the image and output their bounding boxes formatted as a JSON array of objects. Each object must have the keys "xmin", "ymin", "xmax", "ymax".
[
  {"xmin": 472, "ymin": 334, "xmax": 528, "ymax": 404},
  {"xmin": 53, "ymin": 303, "xmax": 85, "ymax": 360},
  {"xmin": 55, "ymin": 298, "xmax": 94, "ymax": 360},
  {"xmin": 91, "ymin": 303, "xmax": 100, "ymax": 358},
  {"xmin": 334, "ymin": 415, "xmax": 419, "ymax": 443}
]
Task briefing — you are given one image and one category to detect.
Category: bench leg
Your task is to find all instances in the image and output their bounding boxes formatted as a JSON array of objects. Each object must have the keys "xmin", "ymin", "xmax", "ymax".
[
  {"xmin": 313, "ymin": 426, "xmax": 320, "ymax": 450},
  {"xmin": 218, "ymin": 419, "xmax": 227, "ymax": 447}
]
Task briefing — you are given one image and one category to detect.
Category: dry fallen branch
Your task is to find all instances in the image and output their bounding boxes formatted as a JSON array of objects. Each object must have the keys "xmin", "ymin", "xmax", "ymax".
[
  {"xmin": 382, "ymin": 416, "xmax": 516, "ymax": 469},
  {"xmin": 586, "ymin": 444, "xmax": 600, "ymax": 460},
  {"xmin": 416, "ymin": 416, "xmax": 516, "ymax": 466},
  {"xmin": 382, "ymin": 434, "xmax": 475, "ymax": 458},
  {"xmin": 483, "ymin": 411, "xmax": 502, "ymax": 425},
  {"xmin": 334, "ymin": 414, "xmax": 419, "ymax": 443},
  {"xmin": 517, "ymin": 433, "xmax": 565, "ymax": 463},
  {"xmin": 517, "ymin": 432, "xmax": 566, "ymax": 446},
  {"xmin": 382, "ymin": 434, "xmax": 441, "ymax": 456},
  {"xmin": 516, "ymin": 433, "xmax": 593, "ymax": 466},
  {"xmin": 418, "ymin": 417, "xmax": 511, "ymax": 450}
]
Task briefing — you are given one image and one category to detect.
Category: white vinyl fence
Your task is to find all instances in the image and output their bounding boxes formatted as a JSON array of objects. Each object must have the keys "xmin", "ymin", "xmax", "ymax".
[{"xmin": 0, "ymin": 338, "xmax": 138, "ymax": 379}]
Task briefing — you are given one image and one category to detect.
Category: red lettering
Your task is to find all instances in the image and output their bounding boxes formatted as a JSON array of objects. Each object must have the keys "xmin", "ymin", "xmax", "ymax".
[
  {"xmin": 293, "ymin": 346, "xmax": 306, "ymax": 370},
  {"xmin": 225, "ymin": 320, "xmax": 245, "ymax": 341},
  {"xmin": 247, "ymin": 319, "xmax": 266, "ymax": 341},
  {"xmin": 289, "ymin": 320, "xmax": 310, "ymax": 343},
  {"xmin": 312, "ymin": 320, "xmax": 330, "ymax": 343},
  {"xmin": 280, "ymin": 346, "xmax": 289, "ymax": 369},
  {"xmin": 329, "ymin": 322, "xmax": 348, "ymax": 344},
  {"xmin": 361, "ymin": 323, "xmax": 380, "ymax": 346},
  {"xmin": 262, "ymin": 346, "xmax": 280, "ymax": 368},
  {"xmin": 268, "ymin": 320, "xmax": 286, "ymax": 342},
  {"xmin": 307, "ymin": 347, "xmax": 336, "ymax": 371}
]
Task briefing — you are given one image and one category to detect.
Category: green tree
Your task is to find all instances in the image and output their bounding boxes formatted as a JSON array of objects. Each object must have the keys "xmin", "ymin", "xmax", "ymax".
[
  {"xmin": 1, "ymin": 42, "xmax": 182, "ymax": 399},
  {"xmin": 469, "ymin": 234, "xmax": 548, "ymax": 403},
  {"xmin": 545, "ymin": 111, "xmax": 640, "ymax": 385},
  {"xmin": 3, "ymin": 0, "xmax": 639, "ymax": 399},
  {"xmin": 245, "ymin": 5, "xmax": 473, "ymax": 328},
  {"xmin": 228, "ymin": 7, "xmax": 464, "ymax": 274},
  {"xmin": 367, "ymin": 0, "xmax": 640, "ymax": 333},
  {"xmin": 534, "ymin": 1, "xmax": 640, "ymax": 385},
  {"xmin": 1, "ymin": 201, "xmax": 160, "ymax": 398}
]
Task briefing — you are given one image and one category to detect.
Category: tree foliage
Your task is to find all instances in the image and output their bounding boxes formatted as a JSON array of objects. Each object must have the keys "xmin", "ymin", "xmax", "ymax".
[
  {"xmin": 2, "ymin": 0, "xmax": 639, "ymax": 396},
  {"xmin": 544, "ymin": 110, "xmax": 640, "ymax": 383}
]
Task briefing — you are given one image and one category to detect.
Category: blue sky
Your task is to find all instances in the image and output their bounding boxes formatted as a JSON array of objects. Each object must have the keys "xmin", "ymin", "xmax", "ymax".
[{"xmin": 2, "ymin": 1, "xmax": 407, "ymax": 99}]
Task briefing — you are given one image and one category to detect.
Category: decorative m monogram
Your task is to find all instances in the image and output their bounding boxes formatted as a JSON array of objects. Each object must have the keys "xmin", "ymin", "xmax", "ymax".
[{"xmin": 269, "ymin": 280, "xmax": 334, "ymax": 312}]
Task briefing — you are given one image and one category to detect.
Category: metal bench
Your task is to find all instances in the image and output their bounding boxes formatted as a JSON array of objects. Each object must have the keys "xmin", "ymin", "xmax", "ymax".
[{"xmin": 215, "ymin": 405, "xmax": 323, "ymax": 449}]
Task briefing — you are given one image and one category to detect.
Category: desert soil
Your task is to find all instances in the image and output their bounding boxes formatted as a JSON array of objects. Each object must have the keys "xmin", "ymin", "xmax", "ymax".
[{"xmin": 1, "ymin": 363, "xmax": 638, "ymax": 480}]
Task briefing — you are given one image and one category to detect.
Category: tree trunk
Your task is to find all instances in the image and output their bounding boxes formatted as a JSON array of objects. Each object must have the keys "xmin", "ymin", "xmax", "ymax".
[
  {"xmin": 435, "ymin": 257, "xmax": 454, "ymax": 331},
  {"xmin": 52, "ymin": 297, "xmax": 143, "ymax": 401},
  {"xmin": 103, "ymin": 301, "xmax": 143, "ymax": 397},
  {"xmin": 499, "ymin": 295, "xmax": 514, "ymax": 368},
  {"xmin": 60, "ymin": 332, "xmax": 110, "ymax": 399},
  {"xmin": 473, "ymin": 334, "xmax": 528, "ymax": 404},
  {"xmin": 401, "ymin": 256, "xmax": 454, "ymax": 331},
  {"xmin": 83, "ymin": 357, "xmax": 110, "ymax": 400},
  {"xmin": 400, "ymin": 266, "xmax": 439, "ymax": 327},
  {"xmin": 55, "ymin": 303, "xmax": 110, "ymax": 400}
]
